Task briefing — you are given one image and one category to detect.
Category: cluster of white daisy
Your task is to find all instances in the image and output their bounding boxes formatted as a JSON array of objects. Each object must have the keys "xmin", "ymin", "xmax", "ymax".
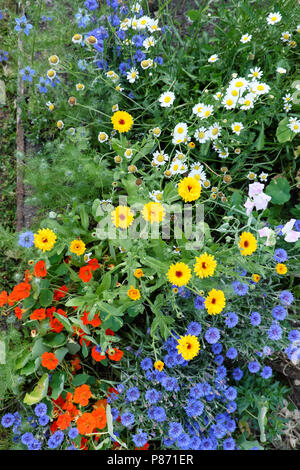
[
  {"xmin": 221, "ymin": 76, "xmax": 270, "ymax": 111},
  {"xmin": 247, "ymin": 171, "xmax": 269, "ymax": 182},
  {"xmin": 282, "ymin": 93, "xmax": 293, "ymax": 113}
]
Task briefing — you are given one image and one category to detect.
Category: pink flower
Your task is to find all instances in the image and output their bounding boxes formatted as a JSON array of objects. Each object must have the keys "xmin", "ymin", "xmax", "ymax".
[
  {"xmin": 258, "ymin": 227, "xmax": 275, "ymax": 246},
  {"xmin": 244, "ymin": 183, "xmax": 271, "ymax": 215},
  {"xmin": 248, "ymin": 182, "xmax": 264, "ymax": 198},
  {"xmin": 281, "ymin": 219, "xmax": 300, "ymax": 243}
]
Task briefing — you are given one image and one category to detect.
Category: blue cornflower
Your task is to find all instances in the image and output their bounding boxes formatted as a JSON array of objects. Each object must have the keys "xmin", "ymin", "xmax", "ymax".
[
  {"xmin": 223, "ymin": 437, "xmax": 236, "ymax": 450},
  {"xmin": 0, "ymin": 50, "xmax": 8, "ymax": 62},
  {"xmin": 111, "ymin": 408, "xmax": 119, "ymax": 421},
  {"xmin": 140, "ymin": 357, "xmax": 153, "ymax": 370},
  {"xmin": 84, "ymin": 0, "xmax": 98, "ymax": 10},
  {"xmin": 294, "ymin": 220, "xmax": 300, "ymax": 232},
  {"xmin": 224, "ymin": 312, "xmax": 238, "ymax": 328},
  {"xmin": 20, "ymin": 66, "xmax": 35, "ymax": 82},
  {"xmin": 38, "ymin": 415, "xmax": 49, "ymax": 426},
  {"xmin": 226, "ymin": 347, "xmax": 237, "ymax": 360},
  {"xmin": 151, "ymin": 406, "xmax": 166, "ymax": 423},
  {"xmin": 225, "ymin": 418, "xmax": 236, "ymax": 433},
  {"xmin": 248, "ymin": 361, "xmax": 260, "ymax": 373},
  {"xmin": 48, "ymin": 431, "xmax": 64, "ymax": 449},
  {"xmin": 67, "ymin": 444, "xmax": 78, "ymax": 450},
  {"xmin": 261, "ymin": 366, "xmax": 272, "ymax": 379},
  {"xmin": 194, "ymin": 295, "xmax": 205, "ymax": 310},
  {"xmin": 250, "ymin": 311, "xmax": 261, "ymax": 326},
  {"xmin": 161, "ymin": 376, "xmax": 179, "ymax": 392},
  {"xmin": 15, "ymin": 16, "xmax": 33, "ymax": 36},
  {"xmin": 272, "ymin": 305, "xmax": 287, "ymax": 321},
  {"xmin": 155, "ymin": 56, "xmax": 164, "ymax": 65},
  {"xmin": 216, "ymin": 365, "xmax": 227, "ymax": 378},
  {"xmin": 28, "ymin": 439, "xmax": 41, "ymax": 450},
  {"xmin": 34, "ymin": 403, "xmax": 47, "ymax": 417},
  {"xmin": 18, "ymin": 231, "xmax": 34, "ymax": 248},
  {"xmin": 185, "ymin": 400, "xmax": 204, "ymax": 417},
  {"xmin": 1, "ymin": 413, "xmax": 15, "ymax": 428},
  {"xmin": 235, "ymin": 267, "xmax": 247, "ymax": 276},
  {"xmin": 120, "ymin": 411, "xmax": 134, "ymax": 427},
  {"xmin": 211, "ymin": 343, "xmax": 222, "ymax": 355},
  {"xmin": 227, "ymin": 401, "xmax": 237, "ymax": 413},
  {"xmin": 224, "ymin": 387, "xmax": 237, "ymax": 401},
  {"xmin": 215, "ymin": 413, "xmax": 226, "ymax": 424},
  {"xmin": 21, "ymin": 432, "xmax": 34, "ymax": 446},
  {"xmin": 108, "ymin": 14, "xmax": 120, "ymax": 27},
  {"xmin": 134, "ymin": 49, "xmax": 146, "ymax": 62},
  {"xmin": 75, "ymin": 8, "xmax": 91, "ymax": 28},
  {"xmin": 177, "ymin": 433, "xmax": 191, "ymax": 450},
  {"xmin": 189, "ymin": 435, "xmax": 201, "ymax": 450},
  {"xmin": 288, "ymin": 330, "xmax": 300, "ymax": 343},
  {"xmin": 126, "ymin": 387, "xmax": 140, "ymax": 402},
  {"xmin": 212, "ymin": 423, "xmax": 227, "ymax": 439},
  {"xmin": 280, "ymin": 290, "xmax": 294, "ymax": 305},
  {"xmin": 13, "ymin": 412, "xmax": 22, "ymax": 427},
  {"xmin": 275, "ymin": 225, "xmax": 284, "ymax": 235},
  {"xmin": 78, "ymin": 59, "xmax": 88, "ymax": 71},
  {"xmin": 145, "ymin": 389, "xmax": 160, "ymax": 404},
  {"xmin": 168, "ymin": 422, "xmax": 183, "ymax": 439},
  {"xmin": 232, "ymin": 367, "xmax": 243, "ymax": 381},
  {"xmin": 68, "ymin": 428, "xmax": 79, "ymax": 439},
  {"xmin": 205, "ymin": 327, "xmax": 220, "ymax": 344},
  {"xmin": 187, "ymin": 322, "xmax": 202, "ymax": 336},
  {"xmin": 132, "ymin": 34, "xmax": 144, "ymax": 48},
  {"xmin": 232, "ymin": 280, "xmax": 248, "ymax": 296},
  {"xmin": 268, "ymin": 323, "xmax": 282, "ymax": 341},
  {"xmin": 214, "ymin": 355, "xmax": 224, "ymax": 365},
  {"xmin": 116, "ymin": 384, "xmax": 125, "ymax": 394},
  {"xmin": 117, "ymin": 29, "xmax": 126, "ymax": 41},
  {"xmin": 263, "ymin": 346, "xmax": 273, "ymax": 356},
  {"xmin": 132, "ymin": 430, "xmax": 148, "ymax": 448},
  {"xmin": 274, "ymin": 248, "xmax": 287, "ymax": 262},
  {"xmin": 164, "ymin": 354, "xmax": 176, "ymax": 368},
  {"xmin": 201, "ymin": 437, "xmax": 214, "ymax": 450}
]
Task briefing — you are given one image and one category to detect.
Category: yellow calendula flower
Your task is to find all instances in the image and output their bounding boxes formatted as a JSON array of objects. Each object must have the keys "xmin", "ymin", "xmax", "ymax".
[
  {"xmin": 111, "ymin": 205, "xmax": 134, "ymax": 229},
  {"xmin": 111, "ymin": 110, "xmax": 133, "ymax": 133},
  {"xmin": 178, "ymin": 176, "xmax": 201, "ymax": 202},
  {"xmin": 154, "ymin": 360, "xmax": 164, "ymax": 372},
  {"xmin": 252, "ymin": 274, "xmax": 260, "ymax": 283},
  {"xmin": 276, "ymin": 263, "xmax": 287, "ymax": 275},
  {"xmin": 134, "ymin": 269, "xmax": 144, "ymax": 279},
  {"xmin": 167, "ymin": 262, "xmax": 192, "ymax": 287},
  {"xmin": 176, "ymin": 334, "xmax": 200, "ymax": 361},
  {"xmin": 194, "ymin": 253, "xmax": 217, "ymax": 279},
  {"xmin": 205, "ymin": 288, "xmax": 226, "ymax": 315},
  {"xmin": 239, "ymin": 232, "xmax": 257, "ymax": 256},
  {"xmin": 70, "ymin": 239, "xmax": 86, "ymax": 256},
  {"xmin": 127, "ymin": 285, "xmax": 141, "ymax": 300},
  {"xmin": 142, "ymin": 202, "xmax": 165, "ymax": 224},
  {"xmin": 34, "ymin": 228, "xmax": 57, "ymax": 252}
]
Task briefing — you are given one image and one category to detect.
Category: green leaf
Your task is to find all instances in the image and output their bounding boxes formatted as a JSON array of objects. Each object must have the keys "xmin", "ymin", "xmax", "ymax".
[
  {"xmin": 66, "ymin": 342, "xmax": 81, "ymax": 355},
  {"xmin": 50, "ymin": 372, "xmax": 65, "ymax": 399},
  {"xmin": 72, "ymin": 373, "xmax": 96, "ymax": 387},
  {"xmin": 276, "ymin": 117, "xmax": 295, "ymax": 143},
  {"xmin": 265, "ymin": 177, "xmax": 290, "ymax": 205},
  {"xmin": 53, "ymin": 312, "xmax": 73, "ymax": 333},
  {"xmin": 23, "ymin": 373, "xmax": 49, "ymax": 405},
  {"xmin": 255, "ymin": 123, "xmax": 265, "ymax": 150},
  {"xmin": 96, "ymin": 272, "xmax": 111, "ymax": 296},
  {"xmin": 79, "ymin": 205, "xmax": 89, "ymax": 231},
  {"xmin": 15, "ymin": 350, "xmax": 32, "ymax": 370},
  {"xmin": 42, "ymin": 333, "xmax": 67, "ymax": 348},
  {"xmin": 39, "ymin": 289, "xmax": 54, "ymax": 307},
  {"xmin": 54, "ymin": 347, "xmax": 68, "ymax": 363}
]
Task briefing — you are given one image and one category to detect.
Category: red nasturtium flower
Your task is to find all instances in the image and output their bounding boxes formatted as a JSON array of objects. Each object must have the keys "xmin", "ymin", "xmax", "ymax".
[
  {"xmin": 7, "ymin": 282, "xmax": 31, "ymax": 305},
  {"xmin": 33, "ymin": 260, "xmax": 47, "ymax": 278},
  {"xmin": 14, "ymin": 306, "xmax": 24, "ymax": 320},
  {"xmin": 56, "ymin": 412, "xmax": 72, "ymax": 430},
  {"xmin": 76, "ymin": 413, "xmax": 96, "ymax": 435},
  {"xmin": 91, "ymin": 346, "xmax": 106, "ymax": 362},
  {"xmin": 88, "ymin": 258, "xmax": 100, "ymax": 271},
  {"xmin": 53, "ymin": 285, "xmax": 68, "ymax": 301},
  {"xmin": 108, "ymin": 348, "xmax": 124, "ymax": 362},
  {"xmin": 30, "ymin": 308, "xmax": 46, "ymax": 321},
  {"xmin": 41, "ymin": 352, "xmax": 59, "ymax": 370},
  {"xmin": 70, "ymin": 356, "xmax": 81, "ymax": 374},
  {"xmin": 0, "ymin": 290, "xmax": 8, "ymax": 306},
  {"xmin": 91, "ymin": 406, "xmax": 107, "ymax": 430},
  {"xmin": 81, "ymin": 310, "xmax": 101, "ymax": 327},
  {"xmin": 79, "ymin": 265, "xmax": 93, "ymax": 283},
  {"xmin": 73, "ymin": 384, "xmax": 92, "ymax": 407},
  {"xmin": 49, "ymin": 308, "xmax": 67, "ymax": 333}
]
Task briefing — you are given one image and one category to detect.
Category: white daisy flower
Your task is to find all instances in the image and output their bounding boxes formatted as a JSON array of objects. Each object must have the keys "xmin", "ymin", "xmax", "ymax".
[
  {"xmin": 169, "ymin": 159, "xmax": 182, "ymax": 175},
  {"xmin": 84, "ymin": 252, "xmax": 93, "ymax": 263},
  {"xmin": 124, "ymin": 148, "xmax": 133, "ymax": 159},
  {"xmin": 173, "ymin": 122, "xmax": 188, "ymax": 139},
  {"xmin": 266, "ymin": 12, "xmax": 282, "ymax": 25},
  {"xmin": 194, "ymin": 127, "xmax": 209, "ymax": 143},
  {"xmin": 192, "ymin": 102, "xmax": 205, "ymax": 117},
  {"xmin": 47, "ymin": 69, "xmax": 56, "ymax": 80},
  {"xmin": 240, "ymin": 33, "xmax": 252, "ymax": 43},
  {"xmin": 208, "ymin": 123, "xmax": 222, "ymax": 139},
  {"xmin": 222, "ymin": 95, "xmax": 237, "ymax": 110},
  {"xmin": 276, "ymin": 67, "xmax": 287, "ymax": 74},
  {"xmin": 208, "ymin": 54, "xmax": 219, "ymax": 63},
  {"xmin": 248, "ymin": 67, "xmax": 263, "ymax": 80},
  {"xmin": 149, "ymin": 190, "xmax": 163, "ymax": 203},
  {"xmin": 213, "ymin": 91, "xmax": 222, "ymax": 101},
  {"xmin": 152, "ymin": 150, "xmax": 169, "ymax": 166},
  {"xmin": 247, "ymin": 171, "xmax": 257, "ymax": 180},
  {"xmin": 288, "ymin": 117, "xmax": 300, "ymax": 133},
  {"xmin": 72, "ymin": 34, "xmax": 83, "ymax": 44},
  {"xmin": 98, "ymin": 132, "xmax": 109, "ymax": 143},
  {"xmin": 175, "ymin": 150, "xmax": 186, "ymax": 161},
  {"xmin": 178, "ymin": 162, "xmax": 188, "ymax": 173},
  {"xmin": 231, "ymin": 122, "xmax": 244, "ymax": 135},
  {"xmin": 283, "ymin": 93, "xmax": 292, "ymax": 103},
  {"xmin": 240, "ymin": 93, "xmax": 255, "ymax": 110},
  {"xmin": 173, "ymin": 246, "xmax": 181, "ymax": 254},
  {"xmin": 152, "ymin": 127, "xmax": 161, "ymax": 137},
  {"xmin": 251, "ymin": 81, "xmax": 270, "ymax": 95},
  {"xmin": 120, "ymin": 18, "xmax": 131, "ymax": 31},
  {"xmin": 147, "ymin": 19, "xmax": 161, "ymax": 33},
  {"xmin": 143, "ymin": 36, "xmax": 156, "ymax": 49},
  {"xmin": 137, "ymin": 16, "xmax": 150, "ymax": 30},
  {"xmin": 259, "ymin": 172, "xmax": 268, "ymax": 182},
  {"xmin": 189, "ymin": 167, "xmax": 206, "ymax": 184},
  {"xmin": 159, "ymin": 91, "xmax": 175, "ymax": 107},
  {"xmin": 112, "ymin": 104, "xmax": 119, "ymax": 112},
  {"xmin": 127, "ymin": 67, "xmax": 139, "ymax": 83},
  {"xmin": 201, "ymin": 105, "xmax": 214, "ymax": 120},
  {"xmin": 76, "ymin": 83, "xmax": 85, "ymax": 91},
  {"xmin": 229, "ymin": 77, "xmax": 248, "ymax": 93},
  {"xmin": 281, "ymin": 31, "xmax": 291, "ymax": 42},
  {"xmin": 48, "ymin": 55, "xmax": 59, "ymax": 66},
  {"xmin": 283, "ymin": 103, "xmax": 292, "ymax": 112},
  {"xmin": 218, "ymin": 147, "xmax": 229, "ymax": 159}
]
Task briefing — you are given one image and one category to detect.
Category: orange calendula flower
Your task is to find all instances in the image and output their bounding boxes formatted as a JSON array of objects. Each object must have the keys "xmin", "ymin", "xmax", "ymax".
[
  {"xmin": 276, "ymin": 263, "xmax": 287, "ymax": 275},
  {"xmin": 41, "ymin": 352, "xmax": 59, "ymax": 370},
  {"xmin": 111, "ymin": 110, "xmax": 134, "ymax": 133},
  {"xmin": 205, "ymin": 288, "xmax": 226, "ymax": 315},
  {"xmin": 252, "ymin": 274, "xmax": 260, "ymax": 283},
  {"xmin": 134, "ymin": 269, "xmax": 144, "ymax": 279},
  {"xmin": 70, "ymin": 239, "xmax": 86, "ymax": 256},
  {"xmin": 167, "ymin": 262, "xmax": 192, "ymax": 287},
  {"xmin": 178, "ymin": 176, "xmax": 201, "ymax": 202},
  {"xmin": 127, "ymin": 285, "xmax": 141, "ymax": 300},
  {"xmin": 154, "ymin": 360, "xmax": 164, "ymax": 372},
  {"xmin": 239, "ymin": 232, "xmax": 257, "ymax": 256},
  {"xmin": 74, "ymin": 384, "xmax": 92, "ymax": 407}
]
